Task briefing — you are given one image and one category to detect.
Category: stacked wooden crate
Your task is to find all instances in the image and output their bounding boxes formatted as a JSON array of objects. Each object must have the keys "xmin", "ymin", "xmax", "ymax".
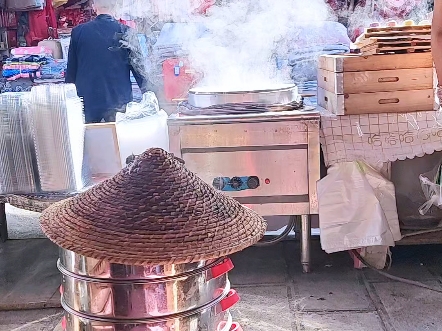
[
  {"xmin": 317, "ymin": 52, "xmax": 435, "ymax": 115},
  {"xmin": 353, "ymin": 24, "xmax": 431, "ymax": 55}
]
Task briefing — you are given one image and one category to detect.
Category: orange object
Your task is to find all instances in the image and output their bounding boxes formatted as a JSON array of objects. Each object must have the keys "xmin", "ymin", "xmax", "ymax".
[{"xmin": 162, "ymin": 58, "xmax": 201, "ymax": 102}]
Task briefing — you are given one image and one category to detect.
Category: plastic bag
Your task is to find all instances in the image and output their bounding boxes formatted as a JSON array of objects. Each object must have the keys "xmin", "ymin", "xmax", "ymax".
[
  {"xmin": 419, "ymin": 162, "xmax": 442, "ymax": 215},
  {"xmin": 117, "ymin": 91, "xmax": 160, "ymax": 123},
  {"xmin": 115, "ymin": 92, "xmax": 169, "ymax": 167},
  {"xmin": 392, "ymin": 152, "xmax": 442, "ymax": 224},
  {"xmin": 318, "ymin": 161, "xmax": 401, "ymax": 254}
]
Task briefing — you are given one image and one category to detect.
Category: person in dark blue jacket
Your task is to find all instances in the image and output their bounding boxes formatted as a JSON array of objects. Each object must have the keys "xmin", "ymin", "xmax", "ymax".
[{"xmin": 65, "ymin": 0, "xmax": 146, "ymax": 123}]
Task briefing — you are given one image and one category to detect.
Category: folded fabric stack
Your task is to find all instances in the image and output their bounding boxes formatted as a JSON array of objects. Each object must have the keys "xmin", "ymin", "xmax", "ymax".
[
  {"xmin": 288, "ymin": 44, "xmax": 351, "ymax": 83},
  {"xmin": 40, "ymin": 58, "xmax": 67, "ymax": 79},
  {"xmin": 5, "ymin": 0, "xmax": 44, "ymax": 11},
  {"xmin": 297, "ymin": 80, "xmax": 318, "ymax": 106},
  {"xmin": 2, "ymin": 63, "xmax": 41, "ymax": 79},
  {"xmin": 273, "ymin": 22, "xmax": 352, "ymax": 106},
  {"xmin": 285, "ymin": 44, "xmax": 349, "ymax": 107},
  {"xmin": 2, "ymin": 54, "xmax": 49, "ymax": 80},
  {"xmin": 0, "ymin": 78, "xmax": 34, "ymax": 93}
]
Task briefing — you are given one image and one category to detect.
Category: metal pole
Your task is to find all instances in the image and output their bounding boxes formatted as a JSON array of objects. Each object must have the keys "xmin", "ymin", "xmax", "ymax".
[
  {"xmin": 301, "ymin": 214, "xmax": 311, "ymax": 273},
  {"xmin": 0, "ymin": 203, "xmax": 7, "ymax": 243}
]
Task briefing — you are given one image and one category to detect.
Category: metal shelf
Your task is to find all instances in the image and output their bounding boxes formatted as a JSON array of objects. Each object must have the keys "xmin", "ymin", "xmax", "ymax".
[{"xmin": 398, "ymin": 230, "xmax": 442, "ymax": 246}]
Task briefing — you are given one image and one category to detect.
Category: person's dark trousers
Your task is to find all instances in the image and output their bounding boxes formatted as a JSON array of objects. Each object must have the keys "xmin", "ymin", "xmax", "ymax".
[{"xmin": 85, "ymin": 110, "xmax": 118, "ymax": 124}]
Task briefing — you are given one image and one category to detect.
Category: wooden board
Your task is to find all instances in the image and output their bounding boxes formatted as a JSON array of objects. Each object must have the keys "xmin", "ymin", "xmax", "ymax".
[
  {"xmin": 317, "ymin": 87, "xmax": 434, "ymax": 115},
  {"xmin": 318, "ymin": 52, "xmax": 433, "ymax": 73},
  {"xmin": 376, "ymin": 40, "xmax": 431, "ymax": 47},
  {"xmin": 364, "ymin": 46, "xmax": 431, "ymax": 55},
  {"xmin": 355, "ymin": 37, "xmax": 432, "ymax": 55},
  {"xmin": 365, "ymin": 24, "xmax": 431, "ymax": 34},
  {"xmin": 366, "ymin": 35, "xmax": 432, "ymax": 42},
  {"xmin": 85, "ymin": 123, "xmax": 122, "ymax": 178},
  {"xmin": 317, "ymin": 67, "xmax": 433, "ymax": 94},
  {"xmin": 364, "ymin": 30, "xmax": 431, "ymax": 39}
]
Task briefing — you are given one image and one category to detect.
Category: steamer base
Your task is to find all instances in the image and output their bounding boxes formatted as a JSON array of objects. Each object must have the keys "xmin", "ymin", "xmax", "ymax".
[{"xmin": 168, "ymin": 109, "xmax": 320, "ymax": 272}]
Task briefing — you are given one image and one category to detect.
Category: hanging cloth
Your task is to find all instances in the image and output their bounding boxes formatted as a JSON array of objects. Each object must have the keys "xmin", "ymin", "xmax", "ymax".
[{"xmin": 26, "ymin": 0, "xmax": 58, "ymax": 46}]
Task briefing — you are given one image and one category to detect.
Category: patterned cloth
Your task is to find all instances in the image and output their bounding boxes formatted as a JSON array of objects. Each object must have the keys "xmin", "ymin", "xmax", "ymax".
[{"xmin": 0, "ymin": 78, "xmax": 33, "ymax": 93}]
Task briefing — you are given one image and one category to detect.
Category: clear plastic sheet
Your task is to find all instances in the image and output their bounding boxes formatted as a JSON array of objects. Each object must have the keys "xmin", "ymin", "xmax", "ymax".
[
  {"xmin": 392, "ymin": 152, "xmax": 442, "ymax": 224},
  {"xmin": 116, "ymin": 92, "xmax": 169, "ymax": 166},
  {"xmin": 26, "ymin": 84, "xmax": 88, "ymax": 193},
  {"xmin": 0, "ymin": 92, "xmax": 38, "ymax": 194},
  {"xmin": 117, "ymin": 91, "xmax": 160, "ymax": 122},
  {"xmin": 419, "ymin": 160, "xmax": 442, "ymax": 216}
]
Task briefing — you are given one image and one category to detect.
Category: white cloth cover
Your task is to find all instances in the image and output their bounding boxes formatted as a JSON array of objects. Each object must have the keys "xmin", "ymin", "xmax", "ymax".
[{"xmin": 318, "ymin": 161, "xmax": 402, "ymax": 254}]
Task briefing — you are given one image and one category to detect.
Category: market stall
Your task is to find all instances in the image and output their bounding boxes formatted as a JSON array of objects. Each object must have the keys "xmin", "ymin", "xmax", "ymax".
[{"xmin": 0, "ymin": 1, "xmax": 440, "ymax": 278}]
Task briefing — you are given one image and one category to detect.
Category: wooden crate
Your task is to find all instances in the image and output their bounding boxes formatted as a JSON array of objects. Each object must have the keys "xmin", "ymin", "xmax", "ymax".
[
  {"xmin": 318, "ymin": 67, "xmax": 433, "ymax": 94},
  {"xmin": 318, "ymin": 53, "xmax": 435, "ymax": 115},
  {"xmin": 317, "ymin": 87, "xmax": 434, "ymax": 115},
  {"xmin": 318, "ymin": 52, "xmax": 433, "ymax": 73}
]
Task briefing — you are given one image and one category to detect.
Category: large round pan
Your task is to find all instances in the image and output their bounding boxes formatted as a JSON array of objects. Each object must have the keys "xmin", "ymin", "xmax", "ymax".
[{"xmin": 187, "ymin": 84, "xmax": 299, "ymax": 108}]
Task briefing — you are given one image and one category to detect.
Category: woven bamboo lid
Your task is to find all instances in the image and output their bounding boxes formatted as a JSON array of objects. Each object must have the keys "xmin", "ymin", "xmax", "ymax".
[{"xmin": 40, "ymin": 148, "xmax": 267, "ymax": 265}]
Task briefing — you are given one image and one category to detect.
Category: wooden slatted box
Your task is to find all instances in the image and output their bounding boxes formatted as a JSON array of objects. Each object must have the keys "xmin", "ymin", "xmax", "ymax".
[{"xmin": 317, "ymin": 52, "xmax": 435, "ymax": 115}]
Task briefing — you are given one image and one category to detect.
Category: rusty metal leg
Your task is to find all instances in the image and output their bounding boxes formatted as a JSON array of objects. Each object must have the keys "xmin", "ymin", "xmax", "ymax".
[
  {"xmin": 0, "ymin": 203, "xmax": 7, "ymax": 243},
  {"xmin": 301, "ymin": 214, "xmax": 311, "ymax": 273}
]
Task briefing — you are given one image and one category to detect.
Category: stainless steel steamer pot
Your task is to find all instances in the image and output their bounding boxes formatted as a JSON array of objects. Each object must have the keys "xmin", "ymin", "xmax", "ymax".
[
  {"xmin": 61, "ymin": 289, "xmax": 239, "ymax": 331},
  {"xmin": 59, "ymin": 249, "xmax": 234, "ymax": 319},
  {"xmin": 187, "ymin": 84, "xmax": 299, "ymax": 108}
]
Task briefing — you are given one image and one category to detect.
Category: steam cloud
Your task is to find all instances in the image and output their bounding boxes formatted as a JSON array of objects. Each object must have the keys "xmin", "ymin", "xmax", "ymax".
[
  {"xmin": 118, "ymin": 0, "xmax": 335, "ymax": 90},
  {"xmin": 117, "ymin": 0, "xmax": 432, "ymax": 93},
  {"xmin": 183, "ymin": 0, "xmax": 334, "ymax": 89}
]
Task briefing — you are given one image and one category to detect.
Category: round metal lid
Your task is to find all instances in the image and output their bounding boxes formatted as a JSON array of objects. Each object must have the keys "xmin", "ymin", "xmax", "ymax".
[
  {"xmin": 189, "ymin": 83, "xmax": 297, "ymax": 95},
  {"xmin": 187, "ymin": 84, "xmax": 299, "ymax": 108}
]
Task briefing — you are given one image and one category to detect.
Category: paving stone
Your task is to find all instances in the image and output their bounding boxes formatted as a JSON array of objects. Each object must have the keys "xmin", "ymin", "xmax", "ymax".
[
  {"xmin": 415, "ymin": 245, "xmax": 442, "ymax": 277},
  {"xmin": 230, "ymin": 244, "xmax": 289, "ymax": 286},
  {"xmin": 296, "ymin": 312, "xmax": 385, "ymax": 331},
  {"xmin": 292, "ymin": 272, "xmax": 372, "ymax": 312},
  {"xmin": 0, "ymin": 239, "xmax": 61, "ymax": 310},
  {"xmin": 373, "ymin": 281, "xmax": 442, "ymax": 331},
  {"xmin": 285, "ymin": 242, "xmax": 372, "ymax": 312},
  {"xmin": 0, "ymin": 308, "xmax": 63, "ymax": 331},
  {"xmin": 284, "ymin": 240, "xmax": 354, "ymax": 275},
  {"xmin": 232, "ymin": 286, "xmax": 293, "ymax": 331}
]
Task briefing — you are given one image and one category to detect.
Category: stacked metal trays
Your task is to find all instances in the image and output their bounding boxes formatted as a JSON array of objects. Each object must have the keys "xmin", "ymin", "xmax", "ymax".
[
  {"xmin": 27, "ymin": 84, "xmax": 87, "ymax": 193},
  {"xmin": 59, "ymin": 249, "xmax": 239, "ymax": 331},
  {"xmin": 0, "ymin": 92, "xmax": 38, "ymax": 194}
]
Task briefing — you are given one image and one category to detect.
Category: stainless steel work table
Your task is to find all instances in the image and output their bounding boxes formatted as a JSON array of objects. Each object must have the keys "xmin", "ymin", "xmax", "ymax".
[{"xmin": 168, "ymin": 109, "xmax": 321, "ymax": 272}]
